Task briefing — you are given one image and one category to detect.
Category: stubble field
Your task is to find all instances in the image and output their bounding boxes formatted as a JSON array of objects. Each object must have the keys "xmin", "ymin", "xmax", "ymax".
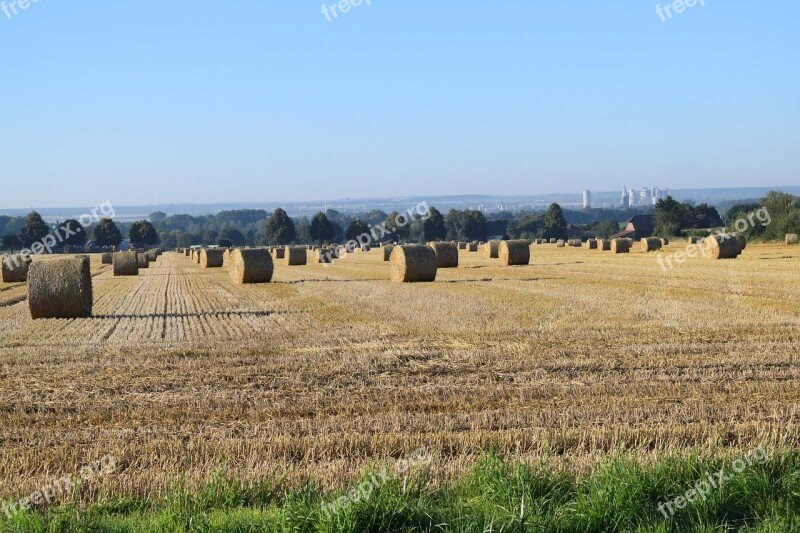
[{"xmin": 1, "ymin": 243, "xmax": 799, "ymax": 509}]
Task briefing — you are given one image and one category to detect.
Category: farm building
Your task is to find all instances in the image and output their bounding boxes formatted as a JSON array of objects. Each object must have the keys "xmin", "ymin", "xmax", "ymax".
[{"xmin": 611, "ymin": 215, "xmax": 655, "ymax": 241}]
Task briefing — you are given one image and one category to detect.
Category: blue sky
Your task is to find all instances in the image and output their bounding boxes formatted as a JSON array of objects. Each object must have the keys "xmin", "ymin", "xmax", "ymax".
[{"xmin": 1, "ymin": 1, "xmax": 798, "ymax": 208}]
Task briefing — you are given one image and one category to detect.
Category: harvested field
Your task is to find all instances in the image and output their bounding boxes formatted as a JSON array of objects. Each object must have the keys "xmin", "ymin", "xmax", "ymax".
[{"xmin": 1, "ymin": 244, "xmax": 800, "ymax": 508}]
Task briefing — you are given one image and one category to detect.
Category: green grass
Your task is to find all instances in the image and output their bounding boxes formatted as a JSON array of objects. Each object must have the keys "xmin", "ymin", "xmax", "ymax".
[{"xmin": 2, "ymin": 450, "xmax": 800, "ymax": 532}]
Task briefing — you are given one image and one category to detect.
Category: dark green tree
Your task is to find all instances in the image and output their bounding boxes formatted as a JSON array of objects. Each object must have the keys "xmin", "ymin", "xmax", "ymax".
[
  {"xmin": 543, "ymin": 203, "xmax": 568, "ymax": 240},
  {"xmin": 385, "ymin": 211, "xmax": 411, "ymax": 242},
  {"xmin": 93, "ymin": 218, "xmax": 123, "ymax": 248},
  {"xmin": 129, "ymin": 220, "xmax": 159, "ymax": 248},
  {"xmin": 310, "ymin": 212, "xmax": 336, "ymax": 244},
  {"xmin": 463, "ymin": 210, "xmax": 488, "ymax": 241},
  {"xmin": 59, "ymin": 219, "xmax": 87, "ymax": 248},
  {"xmin": 345, "ymin": 219, "xmax": 370, "ymax": 241},
  {"xmin": 149, "ymin": 211, "xmax": 168, "ymax": 224},
  {"xmin": 264, "ymin": 208, "xmax": 297, "ymax": 244},
  {"xmin": 423, "ymin": 207, "xmax": 447, "ymax": 241},
  {"xmin": 592, "ymin": 220, "xmax": 621, "ymax": 239},
  {"xmin": 1, "ymin": 234, "xmax": 22, "ymax": 252},
  {"xmin": 217, "ymin": 227, "xmax": 246, "ymax": 247},
  {"xmin": 20, "ymin": 211, "xmax": 50, "ymax": 248}
]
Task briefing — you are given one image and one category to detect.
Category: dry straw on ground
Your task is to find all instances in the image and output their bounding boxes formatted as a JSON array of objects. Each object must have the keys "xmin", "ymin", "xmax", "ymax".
[
  {"xmin": 28, "ymin": 256, "xmax": 92, "ymax": 319},
  {"xmin": 499, "ymin": 240, "xmax": 530, "ymax": 266},
  {"xmin": 429, "ymin": 242, "xmax": 458, "ymax": 268},
  {"xmin": 641, "ymin": 237, "xmax": 662, "ymax": 253},
  {"xmin": 200, "ymin": 249, "xmax": 225, "ymax": 268},
  {"xmin": 285, "ymin": 246, "xmax": 308, "ymax": 266},
  {"xmin": 390, "ymin": 244, "xmax": 437, "ymax": 282},
  {"xmin": 485, "ymin": 240, "xmax": 500, "ymax": 258},
  {"xmin": 1, "ymin": 255, "xmax": 31, "ymax": 282},
  {"xmin": 611, "ymin": 239, "xmax": 631, "ymax": 254},
  {"xmin": 229, "ymin": 249, "xmax": 273, "ymax": 284},
  {"xmin": 113, "ymin": 252, "xmax": 139, "ymax": 276}
]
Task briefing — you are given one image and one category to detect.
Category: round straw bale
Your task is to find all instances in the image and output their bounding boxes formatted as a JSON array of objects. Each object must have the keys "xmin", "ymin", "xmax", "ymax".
[
  {"xmin": 467, "ymin": 243, "xmax": 478, "ymax": 252},
  {"xmin": 146, "ymin": 250, "xmax": 157, "ymax": 262},
  {"xmin": 499, "ymin": 240, "xmax": 530, "ymax": 266},
  {"xmin": 485, "ymin": 240, "xmax": 500, "ymax": 258},
  {"xmin": 660, "ymin": 238, "xmax": 670, "ymax": 246},
  {"xmin": 285, "ymin": 246, "xmax": 308, "ymax": 266},
  {"xmin": 731, "ymin": 233, "xmax": 746, "ymax": 250},
  {"xmin": 535, "ymin": 239, "xmax": 543, "ymax": 245},
  {"xmin": 457, "ymin": 242, "xmax": 467, "ymax": 250},
  {"xmin": 429, "ymin": 242, "xmax": 458, "ymax": 268},
  {"xmin": 360, "ymin": 244, "xmax": 371, "ymax": 252},
  {"xmin": 597, "ymin": 239, "xmax": 611, "ymax": 251},
  {"xmin": 184, "ymin": 249, "xmax": 191, "ymax": 257},
  {"xmin": 200, "ymin": 249, "xmax": 224, "ymax": 268},
  {"xmin": 101, "ymin": 252, "xmax": 113, "ymax": 264},
  {"xmin": 786, "ymin": 233, "xmax": 799, "ymax": 245},
  {"xmin": 611, "ymin": 238, "xmax": 631, "ymax": 254},
  {"xmin": 585, "ymin": 239, "xmax": 598, "ymax": 250},
  {"xmin": 229, "ymin": 249, "xmax": 273, "ymax": 284},
  {"xmin": 390, "ymin": 245, "xmax": 437, "ymax": 283},
  {"xmin": 155, "ymin": 248, "xmax": 163, "ymax": 256},
  {"xmin": 641, "ymin": 237, "xmax": 662, "ymax": 253},
  {"xmin": 316, "ymin": 248, "xmax": 334, "ymax": 264},
  {"xmin": 223, "ymin": 249, "xmax": 231, "ymax": 263},
  {"xmin": 137, "ymin": 252, "xmax": 150, "ymax": 269},
  {"xmin": 383, "ymin": 245, "xmax": 394, "ymax": 261},
  {"xmin": 556, "ymin": 240, "xmax": 566, "ymax": 248},
  {"xmin": 113, "ymin": 251, "xmax": 139, "ymax": 276},
  {"xmin": 703, "ymin": 233, "xmax": 743, "ymax": 259},
  {"xmin": 273, "ymin": 247, "xmax": 286, "ymax": 259},
  {"xmin": 28, "ymin": 257, "xmax": 92, "ymax": 319},
  {"xmin": 688, "ymin": 237, "xmax": 698, "ymax": 244},
  {"xmin": 1, "ymin": 254, "xmax": 32, "ymax": 282},
  {"xmin": 549, "ymin": 238, "xmax": 557, "ymax": 244}
]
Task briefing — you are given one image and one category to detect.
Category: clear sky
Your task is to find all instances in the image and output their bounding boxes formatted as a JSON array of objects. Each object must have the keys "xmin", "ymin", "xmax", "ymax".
[{"xmin": 1, "ymin": 1, "xmax": 798, "ymax": 208}]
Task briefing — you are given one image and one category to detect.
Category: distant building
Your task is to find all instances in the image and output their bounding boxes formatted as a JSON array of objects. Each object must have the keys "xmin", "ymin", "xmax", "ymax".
[
  {"xmin": 583, "ymin": 190, "xmax": 592, "ymax": 209},
  {"xmin": 640, "ymin": 187, "xmax": 652, "ymax": 206},
  {"xmin": 611, "ymin": 215, "xmax": 656, "ymax": 240},
  {"xmin": 620, "ymin": 186, "xmax": 629, "ymax": 207}
]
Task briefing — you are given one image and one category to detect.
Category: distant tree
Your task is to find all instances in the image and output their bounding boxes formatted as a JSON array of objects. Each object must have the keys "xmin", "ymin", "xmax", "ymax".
[
  {"xmin": 444, "ymin": 210, "xmax": 466, "ymax": 241},
  {"xmin": 543, "ymin": 203, "xmax": 568, "ymax": 240},
  {"xmin": 59, "ymin": 219, "xmax": 88, "ymax": 248},
  {"xmin": 295, "ymin": 217, "xmax": 312, "ymax": 244},
  {"xmin": 385, "ymin": 211, "xmax": 411, "ymax": 242},
  {"xmin": 264, "ymin": 208, "xmax": 297, "ymax": 244},
  {"xmin": 592, "ymin": 219, "xmax": 621, "ymax": 239},
  {"xmin": 423, "ymin": 207, "xmax": 447, "ymax": 241},
  {"xmin": 345, "ymin": 219, "xmax": 370, "ymax": 241},
  {"xmin": 1, "ymin": 234, "xmax": 22, "ymax": 252},
  {"xmin": 693, "ymin": 203, "xmax": 723, "ymax": 228},
  {"xmin": 725, "ymin": 203, "xmax": 762, "ymax": 224},
  {"xmin": 217, "ymin": 227, "xmax": 246, "ymax": 247},
  {"xmin": 202, "ymin": 229, "xmax": 217, "ymax": 246},
  {"xmin": 129, "ymin": 220, "xmax": 159, "ymax": 248},
  {"xmin": 217, "ymin": 238, "xmax": 232, "ymax": 248},
  {"xmin": 175, "ymin": 232, "xmax": 193, "ymax": 249},
  {"xmin": 149, "ymin": 211, "xmax": 168, "ymax": 224},
  {"xmin": 463, "ymin": 210, "xmax": 488, "ymax": 241},
  {"xmin": 310, "ymin": 212, "xmax": 336, "ymax": 244},
  {"xmin": 20, "ymin": 211, "xmax": 50, "ymax": 249},
  {"xmin": 93, "ymin": 218, "xmax": 123, "ymax": 248},
  {"xmin": 158, "ymin": 231, "xmax": 178, "ymax": 249}
]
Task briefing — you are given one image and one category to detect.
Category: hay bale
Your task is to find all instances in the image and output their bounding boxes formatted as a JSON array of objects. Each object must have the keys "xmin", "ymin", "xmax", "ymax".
[
  {"xmin": 585, "ymin": 239, "xmax": 598, "ymax": 250},
  {"xmin": 429, "ymin": 242, "xmax": 458, "ymax": 268},
  {"xmin": 273, "ymin": 247, "xmax": 286, "ymax": 259},
  {"xmin": 786, "ymin": 234, "xmax": 799, "ymax": 245},
  {"xmin": 499, "ymin": 240, "xmax": 530, "ymax": 266},
  {"xmin": 200, "ymin": 249, "xmax": 224, "ymax": 268},
  {"xmin": 611, "ymin": 238, "xmax": 631, "ymax": 254},
  {"xmin": 556, "ymin": 240, "xmax": 566, "ymax": 248},
  {"xmin": 641, "ymin": 237, "xmax": 662, "ymax": 253},
  {"xmin": 467, "ymin": 243, "xmax": 478, "ymax": 252},
  {"xmin": 223, "ymin": 249, "xmax": 231, "ymax": 263},
  {"xmin": 101, "ymin": 252, "xmax": 113, "ymax": 264},
  {"xmin": 597, "ymin": 239, "xmax": 611, "ymax": 251},
  {"xmin": 315, "ymin": 248, "xmax": 335, "ymax": 264},
  {"xmin": 688, "ymin": 237, "xmax": 698, "ymax": 244},
  {"xmin": 285, "ymin": 246, "xmax": 308, "ymax": 266},
  {"xmin": 360, "ymin": 244, "xmax": 371, "ymax": 252},
  {"xmin": 383, "ymin": 245, "xmax": 394, "ymax": 261},
  {"xmin": 146, "ymin": 249, "xmax": 157, "ymax": 262},
  {"xmin": 485, "ymin": 240, "xmax": 500, "ymax": 259},
  {"xmin": 704, "ymin": 233, "xmax": 743, "ymax": 259},
  {"xmin": 389, "ymin": 245, "xmax": 437, "ymax": 283},
  {"xmin": 549, "ymin": 238, "xmax": 557, "ymax": 244},
  {"xmin": 229, "ymin": 249, "xmax": 273, "ymax": 284},
  {"xmin": 28, "ymin": 257, "xmax": 92, "ymax": 319},
  {"xmin": 184, "ymin": 249, "xmax": 191, "ymax": 257},
  {"xmin": 457, "ymin": 242, "xmax": 467, "ymax": 250},
  {"xmin": 155, "ymin": 248, "xmax": 163, "ymax": 256},
  {"xmin": 137, "ymin": 252, "xmax": 150, "ymax": 269},
  {"xmin": 732, "ymin": 233, "xmax": 747, "ymax": 250},
  {"xmin": 1, "ymin": 254, "xmax": 32, "ymax": 282},
  {"xmin": 660, "ymin": 238, "xmax": 670, "ymax": 246},
  {"xmin": 112, "ymin": 251, "xmax": 138, "ymax": 276},
  {"xmin": 535, "ymin": 239, "xmax": 543, "ymax": 245}
]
